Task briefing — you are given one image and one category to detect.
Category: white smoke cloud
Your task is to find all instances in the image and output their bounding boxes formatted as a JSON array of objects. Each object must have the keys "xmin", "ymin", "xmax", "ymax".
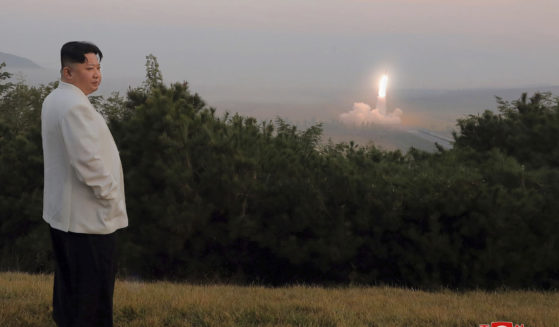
[{"xmin": 339, "ymin": 102, "xmax": 403, "ymax": 125}]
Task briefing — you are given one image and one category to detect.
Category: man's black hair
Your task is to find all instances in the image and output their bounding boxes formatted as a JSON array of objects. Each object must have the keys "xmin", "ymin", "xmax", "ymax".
[{"xmin": 60, "ymin": 41, "xmax": 103, "ymax": 69}]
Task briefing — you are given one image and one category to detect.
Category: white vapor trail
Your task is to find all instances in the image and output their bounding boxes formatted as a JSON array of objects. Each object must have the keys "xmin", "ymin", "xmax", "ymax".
[{"xmin": 339, "ymin": 74, "xmax": 403, "ymax": 125}]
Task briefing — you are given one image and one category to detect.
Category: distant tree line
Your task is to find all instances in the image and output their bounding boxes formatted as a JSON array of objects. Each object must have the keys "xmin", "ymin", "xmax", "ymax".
[{"xmin": 1, "ymin": 58, "xmax": 558, "ymax": 289}]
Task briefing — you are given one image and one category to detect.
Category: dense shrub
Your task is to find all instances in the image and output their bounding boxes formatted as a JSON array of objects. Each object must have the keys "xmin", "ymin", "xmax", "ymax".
[{"xmin": 1, "ymin": 59, "xmax": 558, "ymax": 289}]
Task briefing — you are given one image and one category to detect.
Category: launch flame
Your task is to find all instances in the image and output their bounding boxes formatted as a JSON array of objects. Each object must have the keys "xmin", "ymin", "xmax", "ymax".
[
  {"xmin": 378, "ymin": 74, "xmax": 388, "ymax": 98},
  {"xmin": 339, "ymin": 71, "xmax": 403, "ymax": 126}
]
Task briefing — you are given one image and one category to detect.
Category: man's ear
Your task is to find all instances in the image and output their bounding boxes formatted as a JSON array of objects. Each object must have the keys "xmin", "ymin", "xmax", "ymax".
[{"xmin": 62, "ymin": 66, "xmax": 72, "ymax": 80}]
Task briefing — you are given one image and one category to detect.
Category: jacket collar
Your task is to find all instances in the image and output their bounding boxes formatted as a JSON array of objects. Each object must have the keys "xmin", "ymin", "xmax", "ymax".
[{"xmin": 58, "ymin": 80, "xmax": 87, "ymax": 97}]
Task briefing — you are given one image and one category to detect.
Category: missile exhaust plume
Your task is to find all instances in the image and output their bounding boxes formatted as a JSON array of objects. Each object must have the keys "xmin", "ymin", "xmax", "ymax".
[
  {"xmin": 339, "ymin": 73, "xmax": 403, "ymax": 125},
  {"xmin": 378, "ymin": 74, "xmax": 388, "ymax": 98}
]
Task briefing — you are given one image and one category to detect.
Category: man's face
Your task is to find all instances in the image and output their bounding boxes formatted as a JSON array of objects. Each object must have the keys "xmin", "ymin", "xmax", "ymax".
[{"xmin": 62, "ymin": 52, "xmax": 102, "ymax": 95}]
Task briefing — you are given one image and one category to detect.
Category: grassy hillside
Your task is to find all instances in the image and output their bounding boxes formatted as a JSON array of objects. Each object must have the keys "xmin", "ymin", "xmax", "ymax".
[{"xmin": 1, "ymin": 272, "xmax": 557, "ymax": 327}]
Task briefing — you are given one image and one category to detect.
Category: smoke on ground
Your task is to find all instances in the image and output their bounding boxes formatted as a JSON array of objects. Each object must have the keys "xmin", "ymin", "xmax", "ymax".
[{"xmin": 339, "ymin": 102, "xmax": 403, "ymax": 125}]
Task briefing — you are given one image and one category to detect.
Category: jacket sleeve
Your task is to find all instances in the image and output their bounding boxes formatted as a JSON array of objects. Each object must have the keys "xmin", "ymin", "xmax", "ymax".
[{"xmin": 60, "ymin": 103, "xmax": 119, "ymax": 200}]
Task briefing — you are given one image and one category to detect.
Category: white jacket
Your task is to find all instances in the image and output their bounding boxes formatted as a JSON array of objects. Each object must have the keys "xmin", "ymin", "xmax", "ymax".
[{"xmin": 41, "ymin": 81, "xmax": 128, "ymax": 234}]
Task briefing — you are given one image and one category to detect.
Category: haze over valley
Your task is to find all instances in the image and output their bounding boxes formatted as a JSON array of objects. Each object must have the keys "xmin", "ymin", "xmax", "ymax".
[{"xmin": 4, "ymin": 51, "xmax": 557, "ymax": 152}]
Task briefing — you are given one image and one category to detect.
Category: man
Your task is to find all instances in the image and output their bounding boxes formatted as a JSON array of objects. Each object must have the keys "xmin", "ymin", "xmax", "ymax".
[{"xmin": 41, "ymin": 41, "xmax": 128, "ymax": 327}]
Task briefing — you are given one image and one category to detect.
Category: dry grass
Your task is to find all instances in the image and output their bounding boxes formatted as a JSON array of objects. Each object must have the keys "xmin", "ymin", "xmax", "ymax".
[{"xmin": 1, "ymin": 272, "xmax": 558, "ymax": 326}]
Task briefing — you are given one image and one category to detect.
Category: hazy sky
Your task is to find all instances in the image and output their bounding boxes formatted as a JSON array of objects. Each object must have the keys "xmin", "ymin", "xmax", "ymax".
[{"xmin": 3, "ymin": 0, "xmax": 559, "ymax": 125}]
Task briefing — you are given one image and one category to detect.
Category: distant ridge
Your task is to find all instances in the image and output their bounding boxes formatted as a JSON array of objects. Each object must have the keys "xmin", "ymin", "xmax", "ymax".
[
  {"xmin": 320, "ymin": 121, "xmax": 451, "ymax": 152},
  {"xmin": 0, "ymin": 52, "xmax": 41, "ymax": 69}
]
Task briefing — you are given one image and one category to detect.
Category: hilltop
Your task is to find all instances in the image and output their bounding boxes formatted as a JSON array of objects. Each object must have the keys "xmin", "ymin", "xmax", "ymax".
[{"xmin": 0, "ymin": 52, "xmax": 41, "ymax": 69}]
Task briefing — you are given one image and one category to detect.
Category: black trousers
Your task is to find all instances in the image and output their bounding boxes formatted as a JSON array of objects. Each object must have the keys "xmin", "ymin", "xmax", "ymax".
[{"xmin": 50, "ymin": 227, "xmax": 118, "ymax": 327}]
